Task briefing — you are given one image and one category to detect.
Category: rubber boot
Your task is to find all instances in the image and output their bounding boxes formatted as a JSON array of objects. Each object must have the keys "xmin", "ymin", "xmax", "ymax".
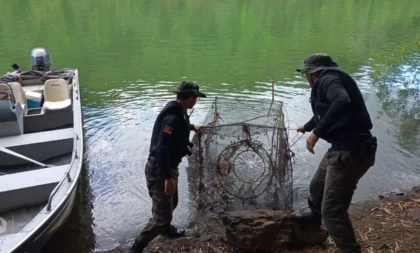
[
  {"xmin": 295, "ymin": 212, "xmax": 322, "ymax": 229},
  {"xmin": 164, "ymin": 224, "xmax": 186, "ymax": 238},
  {"xmin": 130, "ymin": 240, "xmax": 146, "ymax": 253}
]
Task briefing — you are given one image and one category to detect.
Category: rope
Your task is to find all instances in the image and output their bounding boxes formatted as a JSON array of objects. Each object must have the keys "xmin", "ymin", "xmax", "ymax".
[
  {"xmin": 281, "ymin": 103, "xmax": 307, "ymax": 161},
  {"xmin": 289, "ymin": 132, "xmax": 305, "ymax": 148}
]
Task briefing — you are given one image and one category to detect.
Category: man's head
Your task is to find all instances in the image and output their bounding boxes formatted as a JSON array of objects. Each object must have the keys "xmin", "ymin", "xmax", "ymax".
[
  {"xmin": 296, "ymin": 53, "xmax": 340, "ymax": 87},
  {"xmin": 172, "ymin": 81, "xmax": 206, "ymax": 109}
]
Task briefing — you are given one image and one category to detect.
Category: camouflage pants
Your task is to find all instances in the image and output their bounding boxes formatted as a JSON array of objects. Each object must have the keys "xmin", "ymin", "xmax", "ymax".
[
  {"xmin": 134, "ymin": 159, "xmax": 179, "ymax": 247},
  {"xmin": 308, "ymin": 137, "xmax": 377, "ymax": 253}
]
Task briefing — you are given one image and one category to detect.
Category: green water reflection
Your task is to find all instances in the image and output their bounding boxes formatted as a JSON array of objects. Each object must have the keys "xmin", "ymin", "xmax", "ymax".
[{"xmin": 1, "ymin": 0, "xmax": 419, "ymax": 91}]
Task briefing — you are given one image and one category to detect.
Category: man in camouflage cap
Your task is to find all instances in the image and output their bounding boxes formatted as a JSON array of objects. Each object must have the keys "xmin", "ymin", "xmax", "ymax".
[
  {"xmin": 131, "ymin": 81, "xmax": 206, "ymax": 253},
  {"xmin": 296, "ymin": 53, "xmax": 377, "ymax": 253}
]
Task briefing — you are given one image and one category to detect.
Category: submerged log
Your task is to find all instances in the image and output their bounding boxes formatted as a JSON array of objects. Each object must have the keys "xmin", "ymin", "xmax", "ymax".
[{"xmin": 221, "ymin": 210, "xmax": 328, "ymax": 252}]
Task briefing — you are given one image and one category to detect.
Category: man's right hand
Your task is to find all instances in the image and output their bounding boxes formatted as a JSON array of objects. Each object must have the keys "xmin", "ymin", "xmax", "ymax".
[
  {"xmin": 297, "ymin": 125, "xmax": 306, "ymax": 134},
  {"xmin": 164, "ymin": 178, "xmax": 176, "ymax": 196}
]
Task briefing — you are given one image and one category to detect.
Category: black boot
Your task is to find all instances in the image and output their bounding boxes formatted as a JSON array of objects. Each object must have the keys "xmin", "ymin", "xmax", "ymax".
[
  {"xmin": 296, "ymin": 197, "xmax": 323, "ymax": 229},
  {"xmin": 130, "ymin": 240, "xmax": 146, "ymax": 253},
  {"xmin": 295, "ymin": 212, "xmax": 322, "ymax": 229},
  {"xmin": 164, "ymin": 224, "xmax": 186, "ymax": 238}
]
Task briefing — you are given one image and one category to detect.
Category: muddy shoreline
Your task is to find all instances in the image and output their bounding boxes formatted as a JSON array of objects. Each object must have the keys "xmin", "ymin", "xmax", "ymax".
[{"xmin": 105, "ymin": 186, "xmax": 420, "ymax": 253}]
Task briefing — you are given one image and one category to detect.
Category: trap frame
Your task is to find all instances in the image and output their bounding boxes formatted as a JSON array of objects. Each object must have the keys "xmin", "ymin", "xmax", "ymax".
[{"xmin": 187, "ymin": 96, "xmax": 294, "ymax": 213}]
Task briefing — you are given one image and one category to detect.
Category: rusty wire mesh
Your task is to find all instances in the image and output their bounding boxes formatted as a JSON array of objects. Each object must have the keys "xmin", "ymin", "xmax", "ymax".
[{"xmin": 186, "ymin": 96, "xmax": 294, "ymax": 214}]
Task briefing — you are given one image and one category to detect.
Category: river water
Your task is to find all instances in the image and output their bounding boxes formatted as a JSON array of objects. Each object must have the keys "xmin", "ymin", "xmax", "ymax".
[{"xmin": 0, "ymin": 0, "xmax": 419, "ymax": 252}]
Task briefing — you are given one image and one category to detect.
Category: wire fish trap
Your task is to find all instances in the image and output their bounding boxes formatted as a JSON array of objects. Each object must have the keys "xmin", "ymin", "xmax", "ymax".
[{"xmin": 186, "ymin": 96, "xmax": 294, "ymax": 214}]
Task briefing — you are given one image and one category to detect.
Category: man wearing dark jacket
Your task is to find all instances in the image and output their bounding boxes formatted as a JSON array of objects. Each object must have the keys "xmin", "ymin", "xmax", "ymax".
[
  {"xmin": 296, "ymin": 53, "xmax": 377, "ymax": 253},
  {"xmin": 131, "ymin": 81, "xmax": 206, "ymax": 253}
]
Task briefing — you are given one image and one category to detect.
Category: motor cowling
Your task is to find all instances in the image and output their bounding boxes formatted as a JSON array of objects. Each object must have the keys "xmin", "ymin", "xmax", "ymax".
[{"xmin": 30, "ymin": 47, "xmax": 51, "ymax": 71}]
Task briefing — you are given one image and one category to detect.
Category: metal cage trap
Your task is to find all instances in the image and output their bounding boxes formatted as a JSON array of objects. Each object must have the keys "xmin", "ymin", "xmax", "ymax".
[{"xmin": 186, "ymin": 96, "xmax": 294, "ymax": 213}]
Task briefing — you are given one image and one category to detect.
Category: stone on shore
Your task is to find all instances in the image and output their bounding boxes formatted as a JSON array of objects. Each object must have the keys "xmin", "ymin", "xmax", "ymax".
[
  {"xmin": 221, "ymin": 210, "xmax": 328, "ymax": 252},
  {"xmin": 408, "ymin": 208, "xmax": 420, "ymax": 222}
]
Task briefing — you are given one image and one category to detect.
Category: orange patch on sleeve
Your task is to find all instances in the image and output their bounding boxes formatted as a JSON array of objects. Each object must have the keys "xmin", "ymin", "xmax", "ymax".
[{"xmin": 163, "ymin": 126, "xmax": 173, "ymax": 134}]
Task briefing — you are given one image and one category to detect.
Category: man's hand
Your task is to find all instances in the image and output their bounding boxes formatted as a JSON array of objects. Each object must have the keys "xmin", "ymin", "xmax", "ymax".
[
  {"xmin": 164, "ymin": 179, "xmax": 176, "ymax": 196},
  {"xmin": 306, "ymin": 132, "xmax": 319, "ymax": 154},
  {"xmin": 297, "ymin": 125, "xmax": 306, "ymax": 134},
  {"xmin": 193, "ymin": 125, "xmax": 201, "ymax": 133}
]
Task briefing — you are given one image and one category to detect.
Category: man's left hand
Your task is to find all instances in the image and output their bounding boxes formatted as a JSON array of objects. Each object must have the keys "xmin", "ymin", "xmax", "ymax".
[
  {"xmin": 193, "ymin": 125, "xmax": 201, "ymax": 133},
  {"xmin": 306, "ymin": 132, "xmax": 319, "ymax": 154}
]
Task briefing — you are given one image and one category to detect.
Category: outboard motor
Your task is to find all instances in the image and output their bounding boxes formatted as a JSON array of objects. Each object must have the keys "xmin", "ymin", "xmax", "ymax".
[{"xmin": 30, "ymin": 47, "xmax": 51, "ymax": 71}]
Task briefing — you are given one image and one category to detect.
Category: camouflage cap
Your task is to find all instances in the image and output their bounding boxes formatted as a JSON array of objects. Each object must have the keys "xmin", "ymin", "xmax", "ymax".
[
  {"xmin": 171, "ymin": 81, "xmax": 207, "ymax": 98},
  {"xmin": 296, "ymin": 53, "xmax": 340, "ymax": 74}
]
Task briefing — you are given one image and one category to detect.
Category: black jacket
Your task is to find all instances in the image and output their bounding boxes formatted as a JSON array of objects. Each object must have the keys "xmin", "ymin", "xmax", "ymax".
[
  {"xmin": 304, "ymin": 68, "xmax": 373, "ymax": 143},
  {"xmin": 148, "ymin": 101, "xmax": 194, "ymax": 179}
]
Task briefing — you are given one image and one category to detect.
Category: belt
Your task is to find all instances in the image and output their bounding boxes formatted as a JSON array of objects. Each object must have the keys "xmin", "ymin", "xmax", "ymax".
[
  {"xmin": 330, "ymin": 134, "xmax": 375, "ymax": 152},
  {"xmin": 147, "ymin": 156, "xmax": 180, "ymax": 179},
  {"xmin": 330, "ymin": 131, "xmax": 372, "ymax": 142},
  {"xmin": 148, "ymin": 156, "xmax": 180, "ymax": 169}
]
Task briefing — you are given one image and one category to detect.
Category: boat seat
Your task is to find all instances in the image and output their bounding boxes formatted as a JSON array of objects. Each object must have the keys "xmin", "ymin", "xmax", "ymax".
[
  {"xmin": 43, "ymin": 79, "xmax": 71, "ymax": 111},
  {"xmin": 7, "ymin": 82, "xmax": 26, "ymax": 111},
  {"xmin": 0, "ymin": 165, "xmax": 67, "ymax": 212},
  {"xmin": 0, "ymin": 128, "xmax": 74, "ymax": 166},
  {"xmin": 0, "ymin": 83, "xmax": 24, "ymax": 137},
  {"xmin": 0, "ymin": 83, "xmax": 16, "ymax": 103},
  {"xmin": 22, "ymin": 82, "xmax": 71, "ymax": 94}
]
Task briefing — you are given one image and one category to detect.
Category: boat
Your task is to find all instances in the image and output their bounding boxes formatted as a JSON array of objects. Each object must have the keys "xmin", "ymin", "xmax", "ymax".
[{"xmin": 0, "ymin": 48, "xmax": 83, "ymax": 253}]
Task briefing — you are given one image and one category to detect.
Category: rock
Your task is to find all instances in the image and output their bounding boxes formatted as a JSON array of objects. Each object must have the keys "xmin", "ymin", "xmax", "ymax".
[
  {"xmin": 199, "ymin": 234, "xmax": 213, "ymax": 242},
  {"xmin": 378, "ymin": 191, "xmax": 389, "ymax": 199},
  {"xmin": 375, "ymin": 243, "xmax": 389, "ymax": 250},
  {"xmin": 411, "ymin": 186, "xmax": 420, "ymax": 194},
  {"xmin": 391, "ymin": 188, "xmax": 404, "ymax": 196},
  {"xmin": 408, "ymin": 208, "xmax": 420, "ymax": 222},
  {"xmin": 221, "ymin": 210, "xmax": 328, "ymax": 252}
]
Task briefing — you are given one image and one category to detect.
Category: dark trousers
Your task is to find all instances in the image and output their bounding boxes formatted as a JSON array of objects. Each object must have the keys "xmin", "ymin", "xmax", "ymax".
[
  {"xmin": 134, "ymin": 160, "xmax": 179, "ymax": 248},
  {"xmin": 308, "ymin": 138, "xmax": 377, "ymax": 253}
]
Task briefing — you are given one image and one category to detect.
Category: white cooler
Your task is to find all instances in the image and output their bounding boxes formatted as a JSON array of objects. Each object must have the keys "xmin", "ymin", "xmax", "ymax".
[{"xmin": 25, "ymin": 90, "xmax": 42, "ymax": 109}]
